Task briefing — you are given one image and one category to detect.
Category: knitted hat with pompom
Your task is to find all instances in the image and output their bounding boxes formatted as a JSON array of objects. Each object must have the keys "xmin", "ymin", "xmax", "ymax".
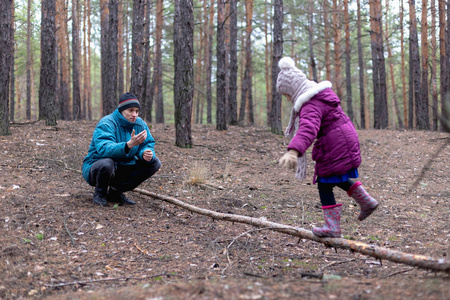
[{"xmin": 276, "ymin": 57, "xmax": 318, "ymax": 104}]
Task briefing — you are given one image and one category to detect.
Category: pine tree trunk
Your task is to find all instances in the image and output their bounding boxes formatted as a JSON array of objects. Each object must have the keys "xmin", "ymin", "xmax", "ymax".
[
  {"xmin": 410, "ymin": 0, "xmax": 422, "ymax": 129},
  {"xmin": 308, "ymin": 0, "xmax": 317, "ymax": 82},
  {"xmin": 0, "ymin": 0, "xmax": 12, "ymax": 135},
  {"xmin": 431, "ymin": 0, "xmax": 438, "ymax": 131},
  {"xmin": 153, "ymin": 0, "xmax": 164, "ymax": 123},
  {"xmin": 385, "ymin": 0, "xmax": 403, "ymax": 129},
  {"xmin": 117, "ymin": 1, "xmax": 124, "ymax": 97},
  {"xmin": 228, "ymin": 0, "xmax": 238, "ymax": 125},
  {"xmin": 26, "ymin": 0, "xmax": 32, "ymax": 120},
  {"xmin": 344, "ymin": 0, "xmax": 353, "ymax": 122},
  {"xmin": 9, "ymin": 2, "xmax": 15, "ymax": 123},
  {"xmin": 264, "ymin": 2, "xmax": 271, "ymax": 126},
  {"xmin": 56, "ymin": 0, "xmax": 70, "ymax": 120},
  {"xmin": 418, "ymin": 0, "xmax": 430, "ymax": 130},
  {"xmin": 216, "ymin": 0, "xmax": 227, "ymax": 130},
  {"xmin": 323, "ymin": 0, "xmax": 331, "ymax": 81},
  {"xmin": 270, "ymin": 0, "xmax": 283, "ymax": 135},
  {"xmin": 173, "ymin": 0, "xmax": 194, "ymax": 148},
  {"xmin": 356, "ymin": 0, "xmax": 366, "ymax": 129},
  {"xmin": 370, "ymin": 0, "xmax": 388, "ymax": 129},
  {"xmin": 39, "ymin": 0, "xmax": 58, "ymax": 126},
  {"xmin": 130, "ymin": 0, "xmax": 145, "ymax": 104},
  {"xmin": 400, "ymin": 0, "xmax": 408, "ymax": 128},
  {"xmin": 141, "ymin": 0, "xmax": 152, "ymax": 121},
  {"xmin": 72, "ymin": 0, "xmax": 82, "ymax": 119},
  {"xmin": 332, "ymin": 0, "xmax": 342, "ymax": 100},
  {"xmin": 206, "ymin": 0, "xmax": 214, "ymax": 124}
]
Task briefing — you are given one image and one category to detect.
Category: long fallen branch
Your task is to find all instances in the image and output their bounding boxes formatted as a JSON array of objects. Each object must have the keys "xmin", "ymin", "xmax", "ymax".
[{"xmin": 134, "ymin": 188, "xmax": 450, "ymax": 274}]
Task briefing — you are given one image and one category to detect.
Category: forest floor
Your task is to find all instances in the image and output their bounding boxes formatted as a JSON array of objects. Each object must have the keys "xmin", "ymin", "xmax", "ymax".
[{"xmin": 0, "ymin": 120, "xmax": 449, "ymax": 300}]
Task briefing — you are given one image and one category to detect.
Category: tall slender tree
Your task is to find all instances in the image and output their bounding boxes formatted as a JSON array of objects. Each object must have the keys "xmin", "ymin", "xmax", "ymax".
[
  {"xmin": 39, "ymin": 0, "xmax": 58, "ymax": 126},
  {"xmin": 308, "ymin": 0, "xmax": 317, "ymax": 82},
  {"xmin": 0, "ymin": 0, "xmax": 13, "ymax": 135},
  {"xmin": 130, "ymin": 0, "xmax": 145, "ymax": 103},
  {"xmin": 216, "ymin": 0, "xmax": 227, "ymax": 130},
  {"xmin": 72, "ymin": 0, "xmax": 82, "ymax": 119},
  {"xmin": 206, "ymin": 0, "xmax": 214, "ymax": 124},
  {"xmin": 418, "ymin": 0, "xmax": 430, "ymax": 130},
  {"xmin": 152, "ymin": 0, "xmax": 164, "ymax": 123},
  {"xmin": 173, "ymin": 0, "xmax": 194, "ymax": 147},
  {"xmin": 270, "ymin": 0, "xmax": 283, "ymax": 135},
  {"xmin": 9, "ymin": 1, "xmax": 15, "ymax": 123},
  {"xmin": 357, "ymin": 0, "xmax": 366, "ymax": 129},
  {"xmin": 56, "ymin": 0, "xmax": 70, "ymax": 120},
  {"xmin": 431, "ymin": 0, "xmax": 438, "ymax": 130},
  {"xmin": 239, "ymin": 0, "xmax": 254, "ymax": 125},
  {"xmin": 344, "ymin": 0, "xmax": 353, "ymax": 121},
  {"xmin": 228, "ymin": 0, "xmax": 238, "ymax": 125},
  {"xmin": 409, "ymin": 0, "xmax": 421, "ymax": 129},
  {"xmin": 400, "ymin": 0, "xmax": 408, "ymax": 128},
  {"xmin": 26, "ymin": 0, "xmax": 33, "ymax": 120},
  {"xmin": 369, "ymin": 0, "xmax": 388, "ymax": 129}
]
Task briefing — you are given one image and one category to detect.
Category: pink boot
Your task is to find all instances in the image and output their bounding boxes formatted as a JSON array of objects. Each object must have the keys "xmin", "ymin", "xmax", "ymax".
[
  {"xmin": 347, "ymin": 181, "xmax": 379, "ymax": 221},
  {"xmin": 312, "ymin": 204, "xmax": 342, "ymax": 238}
]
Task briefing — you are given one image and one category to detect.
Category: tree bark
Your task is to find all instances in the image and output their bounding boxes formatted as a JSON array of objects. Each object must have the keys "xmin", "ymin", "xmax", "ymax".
[
  {"xmin": 173, "ymin": 0, "xmax": 194, "ymax": 148},
  {"xmin": 0, "ymin": 0, "xmax": 13, "ymax": 135},
  {"xmin": 270, "ymin": 0, "xmax": 283, "ymax": 135},
  {"xmin": 409, "ymin": 0, "xmax": 421, "ymax": 129},
  {"xmin": 400, "ymin": 0, "xmax": 408, "ymax": 128},
  {"xmin": 323, "ymin": 0, "xmax": 331, "ymax": 81},
  {"xmin": 26, "ymin": 0, "xmax": 32, "ymax": 120},
  {"xmin": 206, "ymin": 0, "xmax": 214, "ymax": 125},
  {"xmin": 431, "ymin": 0, "xmax": 438, "ymax": 131},
  {"xmin": 117, "ymin": 1, "xmax": 124, "ymax": 97},
  {"xmin": 130, "ymin": 0, "xmax": 145, "ymax": 104},
  {"xmin": 134, "ymin": 188, "xmax": 450, "ymax": 274},
  {"xmin": 356, "ymin": 0, "xmax": 366, "ymax": 129},
  {"xmin": 9, "ymin": 1, "xmax": 15, "ymax": 123},
  {"xmin": 39, "ymin": 0, "xmax": 58, "ymax": 126},
  {"xmin": 216, "ymin": 0, "xmax": 227, "ymax": 131},
  {"xmin": 344, "ymin": 0, "xmax": 353, "ymax": 122},
  {"xmin": 239, "ymin": 0, "xmax": 254, "ymax": 126},
  {"xmin": 332, "ymin": 0, "xmax": 342, "ymax": 100},
  {"xmin": 370, "ymin": 0, "xmax": 388, "ymax": 129},
  {"xmin": 228, "ymin": 0, "xmax": 238, "ymax": 125},
  {"xmin": 264, "ymin": 2, "xmax": 271, "ymax": 126},
  {"xmin": 56, "ymin": 0, "xmax": 71, "ymax": 120},
  {"xmin": 418, "ymin": 0, "xmax": 430, "ymax": 130},
  {"xmin": 72, "ymin": 0, "xmax": 82, "ymax": 119},
  {"xmin": 384, "ymin": 0, "xmax": 403, "ymax": 129}
]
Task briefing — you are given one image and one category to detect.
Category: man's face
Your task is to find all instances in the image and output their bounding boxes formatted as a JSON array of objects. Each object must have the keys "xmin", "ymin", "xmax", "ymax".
[{"xmin": 121, "ymin": 107, "xmax": 139, "ymax": 123}]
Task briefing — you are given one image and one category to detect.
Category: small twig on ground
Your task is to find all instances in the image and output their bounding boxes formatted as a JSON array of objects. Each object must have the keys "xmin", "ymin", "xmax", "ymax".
[
  {"xmin": 64, "ymin": 216, "xmax": 75, "ymax": 246},
  {"xmin": 319, "ymin": 258, "xmax": 357, "ymax": 271},
  {"xmin": 384, "ymin": 267, "xmax": 415, "ymax": 278},
  {"xmin": 45, "ymin": 273, "xmax": 180, "ymax": 288}
]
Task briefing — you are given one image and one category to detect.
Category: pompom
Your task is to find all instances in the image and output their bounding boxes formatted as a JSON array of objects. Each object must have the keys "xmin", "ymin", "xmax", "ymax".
[{"xmin": 278, "ymin": 57, "xmax": 295, "ymax": 70}]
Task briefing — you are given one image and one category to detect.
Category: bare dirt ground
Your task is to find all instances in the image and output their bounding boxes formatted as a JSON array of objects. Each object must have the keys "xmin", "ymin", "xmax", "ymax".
[{"xmin": 0, "ymin": 120, "xmax": 449, "ymax": 300}]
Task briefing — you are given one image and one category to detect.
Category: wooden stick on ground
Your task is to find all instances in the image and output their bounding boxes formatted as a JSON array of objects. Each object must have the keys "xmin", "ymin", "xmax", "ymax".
[{"xmin": 134, "ymin": 188, "xmax": 450, "ymax": 274}]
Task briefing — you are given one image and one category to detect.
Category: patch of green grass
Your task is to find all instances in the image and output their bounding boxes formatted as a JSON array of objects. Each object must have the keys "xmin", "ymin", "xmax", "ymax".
[
  {"xmin": 35, "ymin": 233, "xmax": 44, "ymax": 240},
  {"xmin": 23, "ymin": 238, "xmax": 31, "ymax": 244}
]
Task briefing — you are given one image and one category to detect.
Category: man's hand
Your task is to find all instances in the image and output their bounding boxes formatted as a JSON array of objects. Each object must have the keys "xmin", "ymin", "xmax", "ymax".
[
  {"xmin": 279, "ymin": 149, "xmax": 300, "ymax": 170},
  {"xmin": 143, "ymin": 150, "xmax": 153, "ymax": 161},
  {"xmin": 127, "ymin": 129, "xmax": 147, "ymax": 149}
]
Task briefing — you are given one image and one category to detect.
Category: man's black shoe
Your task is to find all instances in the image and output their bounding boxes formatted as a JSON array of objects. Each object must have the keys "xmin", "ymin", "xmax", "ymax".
[
  {"xmin": 109, "ymin": 191, "xmax": 136, "ymax": 205},
  {"xmin": 118, "ymin": 193, "xmax": 136, "ymax": 205},
  {"xmin": 93, "ymin": 192, "xmax": 108, "ymax": 206}
]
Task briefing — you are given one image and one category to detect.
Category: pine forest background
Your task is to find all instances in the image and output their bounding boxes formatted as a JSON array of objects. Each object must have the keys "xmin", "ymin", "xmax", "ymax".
[{"xmin": 3, "ymin": 0, "xmax": 450, "ymax": 135}]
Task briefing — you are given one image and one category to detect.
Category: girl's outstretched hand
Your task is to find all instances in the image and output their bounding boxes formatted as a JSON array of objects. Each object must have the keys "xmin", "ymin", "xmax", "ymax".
[{"xmin": 279, "ymin": 149, "xmax": 300, "ymax": 170}]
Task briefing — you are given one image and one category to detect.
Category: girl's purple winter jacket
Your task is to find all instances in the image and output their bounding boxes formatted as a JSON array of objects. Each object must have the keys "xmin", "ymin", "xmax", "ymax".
[{"xmin": 287, "ymin": 88, "xmax": 361, "ymax": 179}]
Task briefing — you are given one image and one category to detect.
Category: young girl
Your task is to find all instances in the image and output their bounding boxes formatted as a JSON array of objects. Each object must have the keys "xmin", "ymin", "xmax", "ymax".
[{"xmin": 277, "ymin": 57, "xmax": 378, "ymax": 238}]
